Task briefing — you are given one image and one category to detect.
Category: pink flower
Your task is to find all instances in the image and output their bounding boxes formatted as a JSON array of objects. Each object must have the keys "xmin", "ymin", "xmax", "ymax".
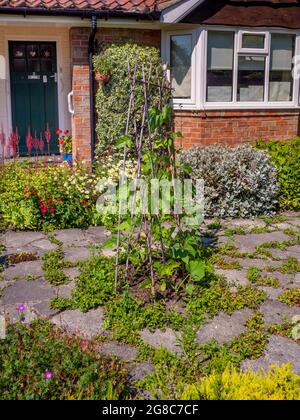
[
  {"xmin": 49, "ymin": 207, "xmax": 55, "ymax": 214},
  {"xmin": 44, "ymin": 370, "xmax": 54, "ymax": 380}
]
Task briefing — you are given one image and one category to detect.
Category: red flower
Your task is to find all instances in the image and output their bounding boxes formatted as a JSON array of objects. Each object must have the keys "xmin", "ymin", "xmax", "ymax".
[
  {"xmin": 64, "ymin": 130, "xmax": 69, "ymax": 135},
  {"xmin": 56, "ymin": 129, "xmax": 62, "ymax": 135},
  {"xmin": 57, "ymin": 198, "xmax": 63, "ymax": 204},
  {"xmin": 50, "ymin": 207, "xmax": 55, "ymax": 214},
  {"xmin": 59, "ymin": 139, "xmax": 64, "ymax": 145}
]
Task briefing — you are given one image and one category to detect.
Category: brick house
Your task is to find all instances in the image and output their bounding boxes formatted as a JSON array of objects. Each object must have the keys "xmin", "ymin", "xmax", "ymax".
[{"xmin": 1, "ymin": 0, "xmax": 300, "ymax": 161}]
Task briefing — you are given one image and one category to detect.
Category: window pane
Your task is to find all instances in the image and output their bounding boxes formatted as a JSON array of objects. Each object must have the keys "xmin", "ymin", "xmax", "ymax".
[
  {"xmin": 269, "ymin": 34, "xmax": 294, "ymax": 101},
  {"xmin": 242, "ymin": 34, "xmax": 265, "ymax": 49},
  {"xmin": 207, "ymin": 31, "xmax": 234, "ymax": 102},
  {"xmin": 13, "ymin": 59, "xmax": 26, "ymax": 72},
  {"xmin": 170, "ymin": 35, "xmax": 192, "ymax": 99},
  {"xmin": 238, "ymin": 56, "xmax": 265, "ymax": 102},
  {"xmin": 28, "ymin": 59, "xmax": 40, "ymax": 73}
]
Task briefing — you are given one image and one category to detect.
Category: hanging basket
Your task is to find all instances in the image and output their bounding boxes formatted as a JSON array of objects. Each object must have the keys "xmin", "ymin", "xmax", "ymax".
[{"xmin": 95, "ymin": 72, "xmax": 111, "ymax": 84}]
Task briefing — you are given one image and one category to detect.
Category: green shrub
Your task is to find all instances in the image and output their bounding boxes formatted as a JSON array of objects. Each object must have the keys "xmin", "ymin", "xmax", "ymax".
[
  {"xmin": 256, "ymin": 137, "xmax": 300, "ymax": 210},
  {"xmin": 181, "ymin": 364, "xmax": 300, "ymax": 400},
  {"xmin": 0, "ymin": 161, "xmax": 102, "ymax": 230},
  {"xmin": 94, "ymin": 43, "xmax": 169, "ymax": 153},
  {"xmin": 0, "ymin": 321, "xmax": 127, "ymax": 400},
  {"xmin": 180, "ymin": 145, "xmax": 278, "ymax": 218}
]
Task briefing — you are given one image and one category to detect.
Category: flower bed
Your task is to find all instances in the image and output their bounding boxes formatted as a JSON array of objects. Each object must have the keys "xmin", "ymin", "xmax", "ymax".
[{"xmin": 0, "ymin": 161, "xmax": 102, "ymax": 230}]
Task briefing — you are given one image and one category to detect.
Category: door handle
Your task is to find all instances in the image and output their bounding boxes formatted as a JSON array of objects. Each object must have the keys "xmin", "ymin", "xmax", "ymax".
[
  {"xmin": 50, "ymin": 73, "xmax": 58, "ymax": 83},
  {"xmin": 68, "ymin": 90, "xmax": 74, "ymax": 115}
]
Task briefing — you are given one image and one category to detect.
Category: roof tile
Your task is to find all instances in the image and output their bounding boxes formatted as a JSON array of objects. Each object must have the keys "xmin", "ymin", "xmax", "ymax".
[{"xmin": 0, "ymin": 0, "xmax": 169, "ymax": 12}]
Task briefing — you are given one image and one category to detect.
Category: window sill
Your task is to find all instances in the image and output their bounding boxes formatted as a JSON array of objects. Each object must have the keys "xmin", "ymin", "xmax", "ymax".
[{"xmin": 173, "ymin": 102, "xmax": 300, "ymax": 111}]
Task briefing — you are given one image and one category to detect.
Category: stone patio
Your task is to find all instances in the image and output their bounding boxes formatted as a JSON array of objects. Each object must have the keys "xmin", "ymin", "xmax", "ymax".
[{"xmin": 0, "ymin": 213, "xmax": 299, "ymax": 376}]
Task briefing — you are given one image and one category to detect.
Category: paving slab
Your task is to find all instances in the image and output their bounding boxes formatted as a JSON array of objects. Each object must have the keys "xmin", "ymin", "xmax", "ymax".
[
  {"xmin": 260, "ymin": 271, "xmax": 295, "ymax": 288},
  {"xmin": 233, "ymin": 231, "xmax": 291, "ymax": 253},
  {"xmin": 242, "ymin": 335, "xmax": 300, "ymax": 375},
  {"xmin": 260, "ymin": 299, "xmax": 300, "ymax": 327},
  {"xmin": 63, "ymin": 267, "xmax": 80, "ymax": 281},
  {"xmin": 63, "ymin": 247, "xmax": 91, "ymax": 263},
  {"xmin": 257, "ymin": 286, "xmax": 285, "ymax": 301},
  {"xmin": 140, "ymin": 328, "xmax": 182, "ymax": 355},
  {"xmin": 3, "ymin": 260, "xmax": 44, "ymax": 281},
  {"xmin": 128, "ymin": 362, "xmax": 156, "ymax": 382},
  {"xmin": 223, "ymin": 257, "xmax": 282, "ymax": 270},
  {"xmin": 196, "ymin": 309, "xmax": 253, "ymax": 345},
  {"xmin": 268, "ymin": 245, "xmax": 300, "ymax": 261},
  {"xmin": 31, "ymin": 301, "xmax": 60, "ymax": 318},
  {"xmin": 52, "ymin": 229, "xmax": 91, "ymax": 246},
  {"xmin": 100, "ymin": 341, "xmax": 138, "ymax": 361},
  {"xmin": 222, "ymin": 219, "xmax": 267, "ymax": 230},
  {"xmin": 51, "ymin": 308, "xmax": 105, "ymax": 339},
  {"xmin": 57, "ymin": 281, "xmax": 76, "ymax": 299},
  {"xmin": 2, "ymin": 231, "xmax": 46, "ymax": 248},
  {"xmin": 85, "ymin": 227, "xmax": 110, "ymax": 244},
  {"xmin": 0, "ymin": 279, "xmax": 55, "ymax": 305},
  {"xmin": 31, "ymin": 239, "xmax": 57, "ymax": 251},
  {"xmin": 214, "ymin": 269, "xmax": 249, "ymax": 287}
]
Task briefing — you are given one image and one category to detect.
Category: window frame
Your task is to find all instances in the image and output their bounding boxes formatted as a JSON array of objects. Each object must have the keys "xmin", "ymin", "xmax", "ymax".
[
  {"xmin": 163, "ymin": 27, "xmax": 300, "ymax": 110},
  {"xmin": 162, "ymin": 29, "xmax": 200, "ymax": 109}
]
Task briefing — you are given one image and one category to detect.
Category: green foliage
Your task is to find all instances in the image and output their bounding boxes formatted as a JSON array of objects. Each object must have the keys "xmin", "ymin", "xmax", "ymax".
[
  {"xmin": 278, "ymin": 288, "xmax": 300, "ymax": 307},
  {"xmin": 42, "ymin": 250, "xmax": 68, "ymax": 285},
  {"xmin": 180, "ymin": 145, "xmax": 279, "ymax": 218},
  {"xmin": 256, "ymin": 137, "xmax": 300, "ymax": 210},
  {"xmin": 279, "ymin": 257, "xmax": 300, "ymax": 274},
  {"xmin": 247, "ymin": 266, "xmax": 280, "ymax": 288},
  {"xmin": 0, "ymin": 321, "xmax": 127, "ymax": 400},
  {"xmin": 51, "ymin": 255, "xmax": 116, "ymax": 312},
  {"xmin": 94, "ymin": 43, "xmax": 169, "ymax": 153},
  {"xmin": 0, "ymin": 161, "xmax": 102, "ymax": 230},
  {"xmin": 181, "ymin": 364, "xmax": 300, "ymax": 400},
  {"xmin": 186, "ymin": 279, "xmax": 267, "ymax": 318},
  {"xmin": 104, "ymin": 292, "xmax": 184, "ymax": 344}
]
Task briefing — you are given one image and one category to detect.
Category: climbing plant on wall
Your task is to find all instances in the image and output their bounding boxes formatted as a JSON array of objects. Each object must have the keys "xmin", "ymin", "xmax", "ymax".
[{"xmin": 93, "ymin": 43, "xmax": 170, "ymax": 155}]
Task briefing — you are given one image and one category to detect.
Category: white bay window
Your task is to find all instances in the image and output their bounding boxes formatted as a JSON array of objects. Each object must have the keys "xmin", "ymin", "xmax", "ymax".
[{"xmin": 162, "ymin": 28, "xmax": 300, "ymax": 109}]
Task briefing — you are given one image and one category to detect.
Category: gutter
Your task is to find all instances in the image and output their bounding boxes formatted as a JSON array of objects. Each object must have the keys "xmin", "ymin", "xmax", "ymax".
[
  {"xmin": 88, "ymin": 15, "xmax": 97, "ymax": 163},
  {"xmin": 0, "ymin": 7, "xmax": 160, "ymax": 20}
]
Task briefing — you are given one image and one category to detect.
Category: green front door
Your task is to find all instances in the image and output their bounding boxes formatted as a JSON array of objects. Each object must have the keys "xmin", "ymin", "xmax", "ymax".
[{"xmin": 9, "ymin": 41, "xmax": 59, "ymax": 156}]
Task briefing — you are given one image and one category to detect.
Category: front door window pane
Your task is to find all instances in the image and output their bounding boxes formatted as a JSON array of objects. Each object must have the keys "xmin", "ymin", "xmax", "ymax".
[
  {"xmin": 170, "ymin": 34, "xmax": 192, "ymax": 99},
  {"xmin": 238, "ymin": 56, "xmax": 265, "ymax": 102}
]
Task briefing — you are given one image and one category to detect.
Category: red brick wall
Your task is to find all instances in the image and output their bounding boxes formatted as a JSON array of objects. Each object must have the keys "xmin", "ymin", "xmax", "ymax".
[
  {"xmin": 174, "ymin": 109, "xmax": 300, "ymax": 149},
  {"xmin": 69, "ymin": 27, "xmax": 161, "ymax": 162}
]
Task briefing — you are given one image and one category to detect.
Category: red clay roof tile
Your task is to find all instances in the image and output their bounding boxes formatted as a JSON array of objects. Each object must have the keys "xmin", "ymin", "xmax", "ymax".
[{"xmin": 0, "ymin": 0, "xmax": 175, "ymax": 13}]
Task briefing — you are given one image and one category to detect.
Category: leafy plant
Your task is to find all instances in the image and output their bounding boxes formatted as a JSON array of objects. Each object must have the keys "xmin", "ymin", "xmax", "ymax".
[
  {"xmin": 278, "ymin": 288, "xmax": 300, "ymax": 307},
  {"xmin": 256, "ymin": 137, "xmax": 300, "ymax": 210},
  {"xmin": 181, "ymin": 364, "xmax": 300, "ymax": 400},
  {"xmin": 0, "ymin": 161, "xmax": 102, "ymax": 230},
  {"xmin": 42, "ymin": 250, "xmax": 68, "ymax": 285},
  {"xmin": 94, "ymin": 43, "xmax": 170, "ymax": 153},
  {"xmin": 180, "ymin": 145, "xmax": 279, "ymax": 218},
  {"xmin": 186, "ymin": 279, "xmax": 267, "ymax": 318},
  {"xmin": 0, "ymin": 321, "xmax": 127, "ymax": 400}
]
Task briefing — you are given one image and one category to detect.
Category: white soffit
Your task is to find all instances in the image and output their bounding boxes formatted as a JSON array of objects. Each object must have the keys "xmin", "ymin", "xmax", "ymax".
[{"xmin": 160, "ymin": 0, "xmax": 206, "ymax": 24}]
